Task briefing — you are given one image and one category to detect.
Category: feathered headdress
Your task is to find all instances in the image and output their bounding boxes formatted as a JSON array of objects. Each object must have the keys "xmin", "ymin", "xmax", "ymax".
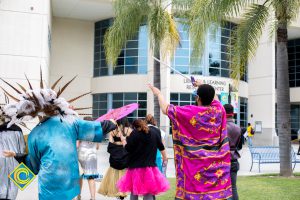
[{"xmin": 1, "ymin": 68, "xmax": 91, "ymax": 127}]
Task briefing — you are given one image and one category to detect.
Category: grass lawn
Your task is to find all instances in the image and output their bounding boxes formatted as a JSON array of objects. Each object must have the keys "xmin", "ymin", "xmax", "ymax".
[{"xmin": 157, "ymin": 174, "xmax": 300, "ymax": 200}]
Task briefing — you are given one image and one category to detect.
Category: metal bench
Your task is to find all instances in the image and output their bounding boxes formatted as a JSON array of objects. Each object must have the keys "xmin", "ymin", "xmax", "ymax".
[{"xmin": 249, "ymin": 146, "xmax": 300, "ymax": 173}]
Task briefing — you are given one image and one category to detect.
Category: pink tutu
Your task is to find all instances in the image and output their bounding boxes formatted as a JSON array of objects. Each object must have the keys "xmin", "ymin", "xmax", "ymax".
[{"xmin": 117, "ymin": 167, "xmax": 170, "ymax": 195}]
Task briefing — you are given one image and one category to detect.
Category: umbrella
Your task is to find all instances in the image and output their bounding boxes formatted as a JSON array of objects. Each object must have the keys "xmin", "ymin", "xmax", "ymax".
[{"xmin": 95, "ymin": 103, "xmax": 139, "ymax": 122}]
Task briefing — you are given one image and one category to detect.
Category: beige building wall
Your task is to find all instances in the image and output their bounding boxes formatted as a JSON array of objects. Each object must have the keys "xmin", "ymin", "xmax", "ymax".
[
  {"xmin": 0, "ymin": 0, "xmax": 51, "ymax": 131},
  {"xmin": 50, "ymin": 17, "xmax": 94, "ymax": 114},
  {"xmin": 248, "ymin": 26, "xmax": 277, "ymax": 145}
]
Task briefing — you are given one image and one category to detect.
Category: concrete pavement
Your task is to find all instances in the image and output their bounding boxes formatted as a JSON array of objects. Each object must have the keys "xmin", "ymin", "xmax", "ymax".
[{"xmin": 16, "ymin": 144, "xmax": 300, "ymax": 200}]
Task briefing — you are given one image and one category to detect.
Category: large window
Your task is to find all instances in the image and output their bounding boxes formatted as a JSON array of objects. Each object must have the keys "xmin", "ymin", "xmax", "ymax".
[
  {"xmin": 170, "ymin": 93, "xmax": 194, "ymax": 106},
  {"xmin": 94, "ymin": 19, "xmax": 148, "ymax": 77},
  {"xmin": 291, "ymin": 104, "xmax": 300, "ymax": 140},
  {"xmin": 92, "ymin": 92, "xmax": 147, "ymax": 122},
  {"xmin": 93, "ymin": 93, "xmax": 108, "ymax": 118},
  {"xmin": 239, "ymin": 97, "xmax": 248, "ymax": 128},
  {"xmin": 171, "ymin": 21, "xmax": 247, "ymax": 81},
  {"xmin": 172, "ymin": 23, "xmax": 203, "ymax": 75},
  {"xmin": 208, "ymin": 22, "xmax": 236, "ymax": 78},
  {"xmin": 288, "ymin": 39, "xmax": 300, "ymax": 87}
]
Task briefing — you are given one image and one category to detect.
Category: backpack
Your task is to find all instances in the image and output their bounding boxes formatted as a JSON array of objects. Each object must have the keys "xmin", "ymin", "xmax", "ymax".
[
  {"xmin": 237, "ymin": 127, "xmax": 246, "ymax": 150},
  {"xmin": 251, "ymin": 127, "xmax": 255, "ymax": 135}
]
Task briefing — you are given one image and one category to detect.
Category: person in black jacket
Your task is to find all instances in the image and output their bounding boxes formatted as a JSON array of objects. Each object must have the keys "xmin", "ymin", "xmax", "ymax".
[
  {"xmin": 117, "ymin": 119, "xmax": 169, "ymax": 200},
  {"xmin": 98, "ymin": 117, "xmax": 132, "ymax": 200}
]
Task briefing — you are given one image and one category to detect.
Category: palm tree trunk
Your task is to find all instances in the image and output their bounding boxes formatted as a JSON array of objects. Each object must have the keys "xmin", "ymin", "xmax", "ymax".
[
  {"xmin": 276, "ymin": 20, "xmax": 292, "ymax": 177},
  {"xmin": 153, "ymin": 41, "xmax": 161, "ymax": 127}
]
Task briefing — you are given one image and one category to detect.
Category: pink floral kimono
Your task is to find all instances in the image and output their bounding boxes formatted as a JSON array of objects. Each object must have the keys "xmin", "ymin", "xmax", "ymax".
[{"xmin": 168, "ymin": 100, "xmax": 232, "ymax": 200}]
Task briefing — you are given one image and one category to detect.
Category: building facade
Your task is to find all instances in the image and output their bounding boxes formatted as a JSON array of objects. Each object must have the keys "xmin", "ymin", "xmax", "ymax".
[{"xmin": 1, "ymin": 0, "xmax": 300, "ymax": 145}]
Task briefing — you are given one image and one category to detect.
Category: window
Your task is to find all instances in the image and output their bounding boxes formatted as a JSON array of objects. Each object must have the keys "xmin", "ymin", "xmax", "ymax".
[
  {"xmin": 208, "ymin": 22, "xmax": 236, "ymax": 78},
  {"xmin": 92, "ymin": 94, "xmax": 108, "ymax": 119},
  {"xmin": 239, "ymin": 97, "xmax": 248, "ymax": 128},
  {"xmin": 94, "ymin": 18, "xmax": 148, "ymax": 77},
  {"xmin": 291, "ymin": 104, "xmax": 300, "ymax": 140},
  {"xmin": 94, "ymin": 19, "xmax": 112, "ymax": 76},
  {"xmin": 172, "ymin": 23, "xmax": 203, "ymax": 75},
  {"xmin": 170, "ymin": 93, "xmax": 195, "ymax": 106},
  {"xmin": 92, "ymin": 93, "xmax": 147, "ymax": 122},
  {"xmin": 288, "ymin": 39, "xmax": 300, "ymax": 87},
  {"xmin": 112, "ymin": 93, "xmax": 147, "ymax": 122},
  {"xmin": 172, "ymin": 20, "xmax": 248, "ymax": 81}
]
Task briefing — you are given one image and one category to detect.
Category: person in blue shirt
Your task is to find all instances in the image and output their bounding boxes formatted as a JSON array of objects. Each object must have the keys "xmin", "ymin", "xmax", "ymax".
[{"xmin": 1, "ymin": 74, "xmax": 117, "ymax": 200}]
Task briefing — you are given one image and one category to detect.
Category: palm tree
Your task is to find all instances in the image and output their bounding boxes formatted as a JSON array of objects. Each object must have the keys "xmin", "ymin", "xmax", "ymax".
[
  {"xmin": 104, "ymin": 0, "xmax": 180, "ymax": 127},
  {"xmin": 173, "ymin": 0, "xmax": 300, "ymax": 176}
]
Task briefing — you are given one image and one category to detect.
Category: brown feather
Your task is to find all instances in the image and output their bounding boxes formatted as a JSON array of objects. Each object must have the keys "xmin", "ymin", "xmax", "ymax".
[
  {"xmin": 57, "ymin": 76, "xmax": 77, "ymax": 97},
  {"xmin": 78, "ymin": 113, "xmax": 92, "ymax": 116},
  {"xmin": 0, "ymin": 78, "xmax": 22, "ymax": 94},
  {"xmin": 16, "ymin": 82, "xmax": 27, "ymax": 93},
  {"xmin": 0, "ymin": 87, "xmax": 20, "ymax": 102},
  {"xmin": 24, "ymin": 74, "xmax": 33, "ymax": 90},
  {"xmin": 4, "ymin": 93, "xmax": 9, "ymax": 104},
  {"xmin": 19, "ymin": 122, "xmax": 32, "ymax": 131},
  {"xmin": 73, "ymin": 107, "xmax": 92, "ymax": 111},
  {"xmin": 40, "ymin": 66, "xmax": 44, "ymax": 89},
  {"xmin": 68, "ymin": 92, "xmax": 91, "ymax": 103},
  {"xmin": 51, "ymin": 76, "xmax": 63, "ymax": 90}
]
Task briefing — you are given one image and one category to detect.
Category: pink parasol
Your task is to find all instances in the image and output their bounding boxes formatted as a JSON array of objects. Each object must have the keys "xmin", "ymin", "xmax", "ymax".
[{"xmin": 95, "ymin": 103, "xmax": 139, "ymax": 122}]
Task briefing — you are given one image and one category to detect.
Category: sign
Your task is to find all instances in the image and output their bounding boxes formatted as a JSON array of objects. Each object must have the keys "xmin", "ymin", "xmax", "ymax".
[
  {"xmin": 255, "ymin": 121, "xmax": 262, "ymax": 133},
  {"xmin": 9, "ymin": 162, "xmax": 36, "ymax": 190},
  {"xmin": 183, "ymin": 77, "xmax": 232, "ymax": 94},
  {"xmin": 220, "ymin": 92, "xmax": 229, "ymax": 105},
  {"xmin": 230, "ymin": 92, "xmax": 239, "ymax": 113}
]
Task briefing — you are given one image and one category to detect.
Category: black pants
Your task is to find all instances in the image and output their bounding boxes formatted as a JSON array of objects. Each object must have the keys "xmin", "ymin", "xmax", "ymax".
[{"xmin": 230, "ymin": 160, "xmax": 239, "ymax": 200}]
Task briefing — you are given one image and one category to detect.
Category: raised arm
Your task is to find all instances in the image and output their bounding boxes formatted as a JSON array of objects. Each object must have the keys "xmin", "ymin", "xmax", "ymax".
[{"xmin": 148, "ymin": 84, "xmax": 169, "ymax": 115}]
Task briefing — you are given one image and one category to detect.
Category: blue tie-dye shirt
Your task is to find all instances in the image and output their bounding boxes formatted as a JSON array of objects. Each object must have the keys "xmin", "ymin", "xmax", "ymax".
[{"xmin": 25, "ymin": 117, "xmax": 102, "ymax": 200}]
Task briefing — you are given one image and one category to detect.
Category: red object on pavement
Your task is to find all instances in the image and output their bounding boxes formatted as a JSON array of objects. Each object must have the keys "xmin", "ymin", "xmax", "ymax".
[{"xmin": 95, "ymin": 103, "xmax": 139, "ymax": 122}]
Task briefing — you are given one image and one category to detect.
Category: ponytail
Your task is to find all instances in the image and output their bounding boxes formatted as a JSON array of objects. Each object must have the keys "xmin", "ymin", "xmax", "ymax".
[{"xmin": 132, "ymin": 119, "xmax": 149, "ymax": 134}]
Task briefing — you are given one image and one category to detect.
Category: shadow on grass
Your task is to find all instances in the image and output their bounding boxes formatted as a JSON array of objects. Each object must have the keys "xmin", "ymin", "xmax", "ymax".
[{"xmin": 157, "ymin": 174, "xmax": 300, "ymax": 200}]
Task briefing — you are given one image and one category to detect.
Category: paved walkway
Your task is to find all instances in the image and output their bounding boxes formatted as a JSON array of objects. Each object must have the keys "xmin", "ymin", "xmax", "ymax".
[{"xmin": 17, "ymin": 144, "xmax": 300, "ymax": 200}]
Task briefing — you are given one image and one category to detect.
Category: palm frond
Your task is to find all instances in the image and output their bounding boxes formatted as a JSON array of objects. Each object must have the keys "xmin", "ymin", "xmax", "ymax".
[
  {"xmin": 172, "ymin": 0, "xmax": 194, "ymax": 18},
  {"xmin": 153, "ymin": 10, "xmax": 180, "ymax": 58},
  {"xmin": 231, "ymin": 4, "xmax": 270, "ymax": 80},
  {"xmin": 272, "ymin": 0, "xmax": 300, "ymax": 22},
  {"xmin": 104, "ymin": 0, "xmax": 149, "ymax": 66},
  {"xmin": 188, "ymin": 0, "xmax": 256, "ymax": 64}
]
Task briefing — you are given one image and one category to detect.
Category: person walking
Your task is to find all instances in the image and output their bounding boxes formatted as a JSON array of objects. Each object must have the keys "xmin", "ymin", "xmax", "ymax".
[
  {"xmin": 77, "ymin": 116, "xmax": 101, "ymax": 200},
  {"xmin": 224, "ymin": 104, "xmax": 241, "ymax": 200},
  {"xmin": 247, "ymin": 123, "xmax": 255, "ymax": 146},
  {"xmin": 145, "ymin": 114, "xmax": 167, "ymax": 175},
  {"xmin": 98, "ymin": 117, "xmax": 132, "ymax": 200},
  {"xmin": 148, "ymin": 82, "xmax": 232, "ymax": 200},
  {"xmin": 118, "ymin": 119, "xmax": 169, "ymax": 200},
  {"xmin": 0, "ymin": 121, "xmax": 25, "ymax": 200}
]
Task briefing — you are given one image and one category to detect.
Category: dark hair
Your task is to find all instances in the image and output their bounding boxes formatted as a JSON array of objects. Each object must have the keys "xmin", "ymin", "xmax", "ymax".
[
  {"xmin": 132, "ymin": 119, "xmax": 149, "ymax": 133},
  {"xmin": 248, "ymin": 123, "xmax": 251, "ymax": 126},
  {"xmin": 224, "ymin": 104, "xmax": 234, "ymax": 115},
  {"xmin": 117, "ymin": 117, "xmax": 130, "ymax": 127},
  {"xmin": 83, "ymin": 116, "xmax": 93, "ymax": 121},
  {"xmin": 145, "ymin": 114, "xmax": 156, "ymax": 126},
  {"xmin": 197, "ymin": 84, "xmax": 215, "ymax": 106}
]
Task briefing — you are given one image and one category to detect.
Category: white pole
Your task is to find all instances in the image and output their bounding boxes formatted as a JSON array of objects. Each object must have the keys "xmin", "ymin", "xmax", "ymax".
[{"xmin": 152, "ymin": 56, "xmax": 192, "ymax": 81}]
